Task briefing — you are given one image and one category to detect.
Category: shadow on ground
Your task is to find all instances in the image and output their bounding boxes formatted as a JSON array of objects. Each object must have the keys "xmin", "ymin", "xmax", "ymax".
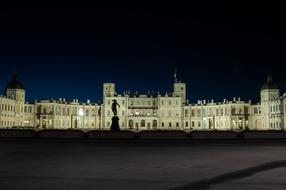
[{"xmin": 170, "ymin": 159, "xmax": 286, "ymax": 190}]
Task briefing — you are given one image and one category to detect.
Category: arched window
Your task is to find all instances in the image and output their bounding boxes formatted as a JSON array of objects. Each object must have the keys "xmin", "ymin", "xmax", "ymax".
[
  {"xmin": 152, "ymin": 120, "xmax": 157, "ymax": 128},
  {"xmin": 129, "ymin": 120, "xmax": 134, "ymax": 129},
  {"xmin": 140, "ymin": 120, "xmax": 145, "ymax": 127}
]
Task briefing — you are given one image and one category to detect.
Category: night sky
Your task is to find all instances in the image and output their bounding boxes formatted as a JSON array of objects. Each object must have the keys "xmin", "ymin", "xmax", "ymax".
[{"xmin": 0, "ymin": 4, "xmax": 285, "ymax": 103}]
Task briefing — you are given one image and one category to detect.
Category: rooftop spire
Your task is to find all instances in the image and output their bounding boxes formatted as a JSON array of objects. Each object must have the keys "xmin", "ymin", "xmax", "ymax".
[
  {"xmin": 267, "ymin": 75, "xmax": 273, "ymax": 83},
  {"xmin": 261, "ymin": 74, "xmax": 278, "ymax": 90},
  {"xmin": 174, "ymin": 67, "xmax": 178, "ymax": 83}
]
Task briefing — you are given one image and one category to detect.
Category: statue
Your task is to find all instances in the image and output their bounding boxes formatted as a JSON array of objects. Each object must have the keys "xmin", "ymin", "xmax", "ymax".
[
  {"xmin": 110, "ymin": 100, "xmax": 120, "ymax": 131},
  {"xmin": 111, "ymin": 99, "xmax": 120, "ymax": 116}
]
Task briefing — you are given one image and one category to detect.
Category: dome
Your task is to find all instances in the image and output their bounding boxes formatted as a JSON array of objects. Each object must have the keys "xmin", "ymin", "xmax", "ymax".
[
  {"xmin": 261, "ymin": 75, "xmax": 278, "ymax": 91},
  {"xmin": 5, "ymin": 74, "xmax": 25, "ymax": 90}
]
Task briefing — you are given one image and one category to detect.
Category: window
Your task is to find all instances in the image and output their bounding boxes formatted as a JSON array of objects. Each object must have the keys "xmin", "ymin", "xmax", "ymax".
[
  {"xmin": 176, "ymin": 122, "xmax": 179, "ymax": 127},
  {"xmin": 198, "ymin": 121, "xmax": 201, "ymax": 127},
  {"xmin": 161, "ymin": 122, "xmax": 164, "ymax": 127},
  {"xmin": 185, "ymin": 121, "xmax": 188, "ymax": 127},
  {"xmin": 244, "ymin": 107, "xmax": 248, "ymax": 114},
  {"xmin": 185, "ymin": 110, "xmax": 189, "ymax": 117},
  {"xmin": 152, "ymin": 120, "xmax": 157, "ymax": 128},
  {"xmin": 140, "ymin": 120, "xmax": 145, "ymax": 127},
  {"xmin": 129, "ymin": 120, "xmax": 134, "ymax": 129},
  {"xmin": 192, "ymin": 121, "xmax": 195, "ymax": 127},
  {"xmin": 169, "ymin": 122, "xmax": 172, "ymax": 127},
  {"xmin": 231, "ymin": 107, "xmax": 236, "ymax": 115}
]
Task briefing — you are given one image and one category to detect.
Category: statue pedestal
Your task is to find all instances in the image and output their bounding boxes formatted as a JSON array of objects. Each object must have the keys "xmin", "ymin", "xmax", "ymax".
[{"xmin": 110, "ymin": 116, "xmax": 120, "ymax": 131}]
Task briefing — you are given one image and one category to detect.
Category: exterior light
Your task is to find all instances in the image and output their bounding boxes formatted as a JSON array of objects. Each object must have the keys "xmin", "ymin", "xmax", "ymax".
[{"xmin": 78, "ymin": 108, "xmax": 84, "ymax": 116}]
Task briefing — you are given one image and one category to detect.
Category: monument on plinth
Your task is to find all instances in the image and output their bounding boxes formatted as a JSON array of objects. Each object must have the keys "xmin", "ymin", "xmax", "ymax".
[{"xmin": 110, "ymin": 99, "xmax": 120, "ymax": 131}]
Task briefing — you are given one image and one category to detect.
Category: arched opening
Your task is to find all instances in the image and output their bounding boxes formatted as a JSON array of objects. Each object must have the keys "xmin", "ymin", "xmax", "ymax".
[
  {"xmin": 152, "ymin": 120, "xmax": 157, "ymax": 129},
  {"xmin": 147, "ymin": 122, "xmax": 151, "ymax": 129},
  {"xmin": 140, "ymin": 120, "xmax": 145, "ymax": 127},
  {"xmin": 129, "ymin": 120, "xmax": 134, "ymax": 129}
]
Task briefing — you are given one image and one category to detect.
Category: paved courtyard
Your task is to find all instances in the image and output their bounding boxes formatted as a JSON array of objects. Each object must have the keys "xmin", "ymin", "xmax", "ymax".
[{"xmin": 1, "ymin": 139, "xmax": 286, "ymax": 190}]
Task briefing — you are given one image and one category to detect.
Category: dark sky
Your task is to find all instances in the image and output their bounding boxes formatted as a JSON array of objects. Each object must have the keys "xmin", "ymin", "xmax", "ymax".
[{"xmin": 0, "ymin": 3, "xmax": 285, "ymax": 103}]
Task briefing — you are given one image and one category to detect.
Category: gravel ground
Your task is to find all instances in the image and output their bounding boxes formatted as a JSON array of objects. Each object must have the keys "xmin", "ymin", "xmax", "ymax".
[{"xmin": 1, "ymin": 139, "xmax": 286, "ymax": 190}]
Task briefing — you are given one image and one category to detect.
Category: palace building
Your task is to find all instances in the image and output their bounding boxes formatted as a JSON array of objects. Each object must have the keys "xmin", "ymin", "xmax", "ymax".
[{"xmin": 0, "ymin": 74, "xmax": 285, "ymax": 131}]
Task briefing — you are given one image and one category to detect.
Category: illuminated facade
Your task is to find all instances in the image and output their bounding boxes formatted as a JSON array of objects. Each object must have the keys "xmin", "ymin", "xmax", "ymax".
[{"xmin": 0, "ymin": 74, "xmax": 285, "ymax": 131}]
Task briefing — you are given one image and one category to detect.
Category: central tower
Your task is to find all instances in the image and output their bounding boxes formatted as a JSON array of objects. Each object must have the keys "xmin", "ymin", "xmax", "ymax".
[{"xmin": 172, "ymin": 68, "xmax": 186, "ymax": 104}]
